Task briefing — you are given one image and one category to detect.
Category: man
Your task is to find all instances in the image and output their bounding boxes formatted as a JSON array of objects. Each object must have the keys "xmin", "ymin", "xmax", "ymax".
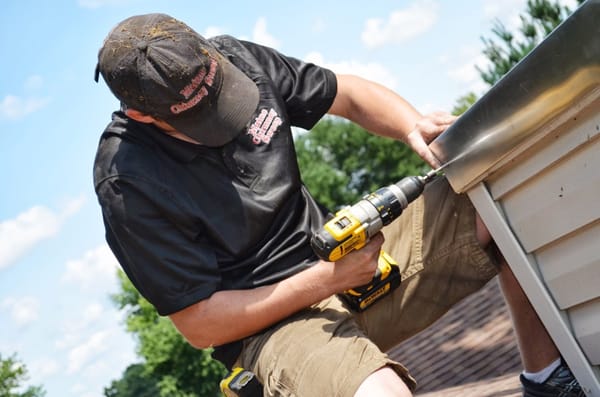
[{"xmin": 93, "ymin": 13, "xmax": 583, "ymax": 397}]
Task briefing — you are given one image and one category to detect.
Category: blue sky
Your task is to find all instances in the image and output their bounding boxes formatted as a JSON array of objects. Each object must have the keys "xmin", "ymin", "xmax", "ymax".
[{"xmin": 0, "ymin": 1, "xmax": 578, "ymax": 396}]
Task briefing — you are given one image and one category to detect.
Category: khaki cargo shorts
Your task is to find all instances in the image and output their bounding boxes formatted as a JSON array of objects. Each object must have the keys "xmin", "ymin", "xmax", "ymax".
[{"xmin": 238, "ymin": 177, "xmax": 499, "ymax": 397}]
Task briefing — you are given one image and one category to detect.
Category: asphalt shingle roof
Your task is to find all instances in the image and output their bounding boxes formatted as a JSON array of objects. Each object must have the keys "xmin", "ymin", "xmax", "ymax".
[{"xmin": 388, "ymin": 279, "xmax": 523, "ymax": 396}]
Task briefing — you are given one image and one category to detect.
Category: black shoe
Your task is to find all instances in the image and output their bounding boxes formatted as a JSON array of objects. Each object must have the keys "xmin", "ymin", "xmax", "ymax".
[{"xmin": 520, "ymin": 360, "xmax": 586, "ymax": 397}]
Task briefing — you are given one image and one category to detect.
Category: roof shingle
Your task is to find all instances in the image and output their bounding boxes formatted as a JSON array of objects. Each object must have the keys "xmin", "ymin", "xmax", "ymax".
[{"xmin": 388, "ymin": 279, "xmax": 523, "ymax": 396}]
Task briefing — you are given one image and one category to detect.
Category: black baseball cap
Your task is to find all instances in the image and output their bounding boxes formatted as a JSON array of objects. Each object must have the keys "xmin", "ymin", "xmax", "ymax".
[{"xmin": 95, "ymin": 13, "xmax": 259, "ymax": 146}]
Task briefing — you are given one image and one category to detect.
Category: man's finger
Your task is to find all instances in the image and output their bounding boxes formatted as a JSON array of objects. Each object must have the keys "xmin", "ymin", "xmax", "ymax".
[{"xmin": 410, "ymin": 138, "xmax": 441, "ymax": 168}]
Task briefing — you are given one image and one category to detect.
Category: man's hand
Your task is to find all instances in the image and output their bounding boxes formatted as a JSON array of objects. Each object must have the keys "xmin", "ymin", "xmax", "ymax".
[
  {"xmin": 405, "ymin": 111, "xmax": 457, "ymax": 168},
  {"xmin": 330, "ymin": 75, "xmax": 458, "ymax": 169},
  {"xmin": 319, "ymin": 232, "xmax": 386, "ymax": 294}
]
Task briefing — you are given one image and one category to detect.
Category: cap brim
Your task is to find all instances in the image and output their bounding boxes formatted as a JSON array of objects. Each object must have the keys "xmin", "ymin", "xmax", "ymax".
[{"xmin": 167, "ymin": 55, "xmax": 259, "ymax": 147}]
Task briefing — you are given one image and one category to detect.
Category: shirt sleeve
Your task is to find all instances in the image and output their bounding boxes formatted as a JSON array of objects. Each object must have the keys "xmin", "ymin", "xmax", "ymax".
[
  {"xmin": 252, "ymin": 43, "xmax": 337, "ymax": 129},
  {"xmin": 217, "ymin": 37, "xmax": 338, "ymax": 130},
  {"xmin": 98, "ymin": 176, "xmax": 221, "ymax": 316}
]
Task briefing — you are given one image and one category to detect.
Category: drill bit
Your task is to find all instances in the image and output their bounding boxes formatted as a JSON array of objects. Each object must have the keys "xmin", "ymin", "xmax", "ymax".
[{"xmin": 420, "ymin": 166, "xmax": 446, "ymax": 184}]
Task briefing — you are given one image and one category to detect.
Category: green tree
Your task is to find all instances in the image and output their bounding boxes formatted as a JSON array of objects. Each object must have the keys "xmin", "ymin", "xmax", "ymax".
[
  {"xmin": 477, "ymin": 0, "xmax": 584, "ymax": 86},
  {"xmin": 451, "ymin": 92, "xmax": 478, "ymax": 116},
  {"xmin": 456, "ymin": 1, "xmax": 583, "ymax": 116},
  {"xmin": 106, "ymin": 271, "xmax": 226, "ymax": 397},
  {"xmin": 104, "ymin": 364, "xmax": 160, "ymax": 397},
  {"xmin": 0, "ymin": 354, "xmax": 45, "ymax": 397},
  {"xmin": 295, "ymin": 119, "xmax": 427, "ymax": 210}
]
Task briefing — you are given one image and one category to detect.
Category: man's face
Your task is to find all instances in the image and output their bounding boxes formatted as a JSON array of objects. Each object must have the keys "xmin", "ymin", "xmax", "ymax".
[{"xmin": 124, "ymin": 108, "xmax": 202, "ymax": 145}]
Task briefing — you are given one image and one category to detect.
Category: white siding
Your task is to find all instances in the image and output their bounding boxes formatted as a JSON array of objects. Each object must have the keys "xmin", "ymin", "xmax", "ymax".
[{"xmin": 465, "ymin": 98, "xmax": 600, "ymax": 395}]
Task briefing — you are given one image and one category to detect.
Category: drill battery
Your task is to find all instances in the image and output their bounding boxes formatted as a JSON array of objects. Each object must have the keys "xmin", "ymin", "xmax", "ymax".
[{"xmin": 340, "ymin": 251, "xmax": 401, "ymax": 312}]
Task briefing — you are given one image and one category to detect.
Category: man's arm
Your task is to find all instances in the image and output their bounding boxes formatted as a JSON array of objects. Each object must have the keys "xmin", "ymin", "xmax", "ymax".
[
  {"xmin": 328, "ymin": 74, "xmax": 456, "ymax": 168},
  {"xmin": 169, "ymin": 233, "xmax": 386, "ymax": 348}
]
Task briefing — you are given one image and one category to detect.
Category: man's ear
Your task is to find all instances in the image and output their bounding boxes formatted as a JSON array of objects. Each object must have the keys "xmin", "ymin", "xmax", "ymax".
[{"xmin": 125, "ymin": 108, "xmax": 157, "ymax": 124}]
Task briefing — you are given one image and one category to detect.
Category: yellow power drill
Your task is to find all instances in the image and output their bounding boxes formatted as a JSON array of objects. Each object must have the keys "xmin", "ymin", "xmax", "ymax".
[{"xmin": 310, "ymin": 170, "xmax": 439, "ymax": 311}]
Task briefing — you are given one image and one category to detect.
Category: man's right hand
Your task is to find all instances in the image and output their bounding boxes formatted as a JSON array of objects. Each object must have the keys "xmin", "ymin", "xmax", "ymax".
[{"xmin": 321, "ymin": 232, "xmax": 386, "ymax": 294}]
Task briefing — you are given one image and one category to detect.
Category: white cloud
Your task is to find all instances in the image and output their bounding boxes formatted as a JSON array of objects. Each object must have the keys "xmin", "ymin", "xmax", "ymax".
[
  {"xmin": 82, "ymin": 303, "xmax": 105, "ymax": 324},
  {"xmin": 305, "ymin": 51, "xmax": 399, "ymax": 91},
  {"xmin": 77, "ymin": 0, "xmax": 127, "ymax": 8},
  {"xmin": 0, "ymin": 95, "xmax": 50, "ymax": 121},
  {"xmin": 203, "ymin": 26, "xmax": 225, "ymax": 38},
  {"xmin": 361, "ymin": 0, "xmax": 439, "ymax": 48},
  {"xmin": 203, "ymin": 17, "xmax": 279, "ymax": 49},
  {"xmin": 484, "ymin": 0, "xmax": 580, "ymax": 32},
  {"xmin": 0, "ymin": 338, "xmax": 23, "ymax": 355},
  {"xmin": 70, "ymin": 383, "xmax": 88, "ymax": 395},
  {"xmin": 0, "ymin": 206, "xmax": 60, "ymax": 267},
  {"xmin": 24, "ymin": 75, "xmax": 44, "ymax": 91},
  {"xmin": 1, "ymin": 75, "xmax": 50, "ymax": 121},
  {"xmin": 252, "ymin": 17, "xmax": 280, "ymax": 49},
  {"xmin": 82, "ymin": 359, "xmax": 112, "ymax": 380},
  {"xmin": 445, "ymin": 46, "xmax": 490, "ymax": 95},
  {"xmin": 61, "ymin": 303, "xmax": 106, "ymax": 339},
  {"xmin": 54, "ymin": 304, "xmax": 117, "ymax": 352},
  {"xmin": 1, "ymin": 296, "xmax": 40, "ymax": 326},
  {"xmin": 311, "ymin": 17, "xmax": 326, "ymax": 34},
  {"xmin": 559, "ymin": 0, "xmax": 580, "ymax": 9},
  {"xmin": 30, "ymin": 357, "xmax": 60, "ymax": 378},
  {"xmin": 67, "ymin": 330, "xmax": 112, "ymax": 374},
  {"xmin": 62, "ymin": 196, "xmax": 86, "ymax": 217},
  {"xmin": 61, "ymin": 244, "xmax": 119, "ymax": 290},
  {"xmin": 55, "ymin": 308, "xmax": 136, "ymax": 396},
  {"xmin": 483, "ymin": 0, "xmax": 524, "ymax": 21},
  {"xmin": 0, "ymin": 197, "xmax": 85, "ymax": 270}
]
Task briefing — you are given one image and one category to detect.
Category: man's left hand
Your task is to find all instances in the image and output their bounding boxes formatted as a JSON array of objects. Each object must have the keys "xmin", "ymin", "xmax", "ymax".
[{"xmin": 405, "ymin": 111, "xmax": 457, "ymax": 168}]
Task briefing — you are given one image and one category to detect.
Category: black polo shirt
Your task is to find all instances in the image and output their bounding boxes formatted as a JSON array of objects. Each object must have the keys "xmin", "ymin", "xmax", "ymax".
[{"xmin": 94, "ymin": 36, "xmax": 337, "ymax": 317}]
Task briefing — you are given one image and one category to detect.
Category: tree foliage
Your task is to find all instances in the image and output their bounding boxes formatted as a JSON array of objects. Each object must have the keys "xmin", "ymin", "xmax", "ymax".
[
  {"xmin": 451, "ymin": 92, "xmax": 479, "ymax": 116},
  {"xmin": 104, "ymin": 364, "xmax": 160, "ymax": 397},
  {"xmin": 455, "ymin": 0, "xmax": 582, "ymax": 117},
  {"xmin": 295, "ymin": 118, "xmax": 427, "ymax": 210},
  {"xmin": 477, "ymin": 0, "xmax": 584, "ymax": 86},
  {"xmin": 0, "ymin": 354, "xmax": 45, "ymax": 397}
]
